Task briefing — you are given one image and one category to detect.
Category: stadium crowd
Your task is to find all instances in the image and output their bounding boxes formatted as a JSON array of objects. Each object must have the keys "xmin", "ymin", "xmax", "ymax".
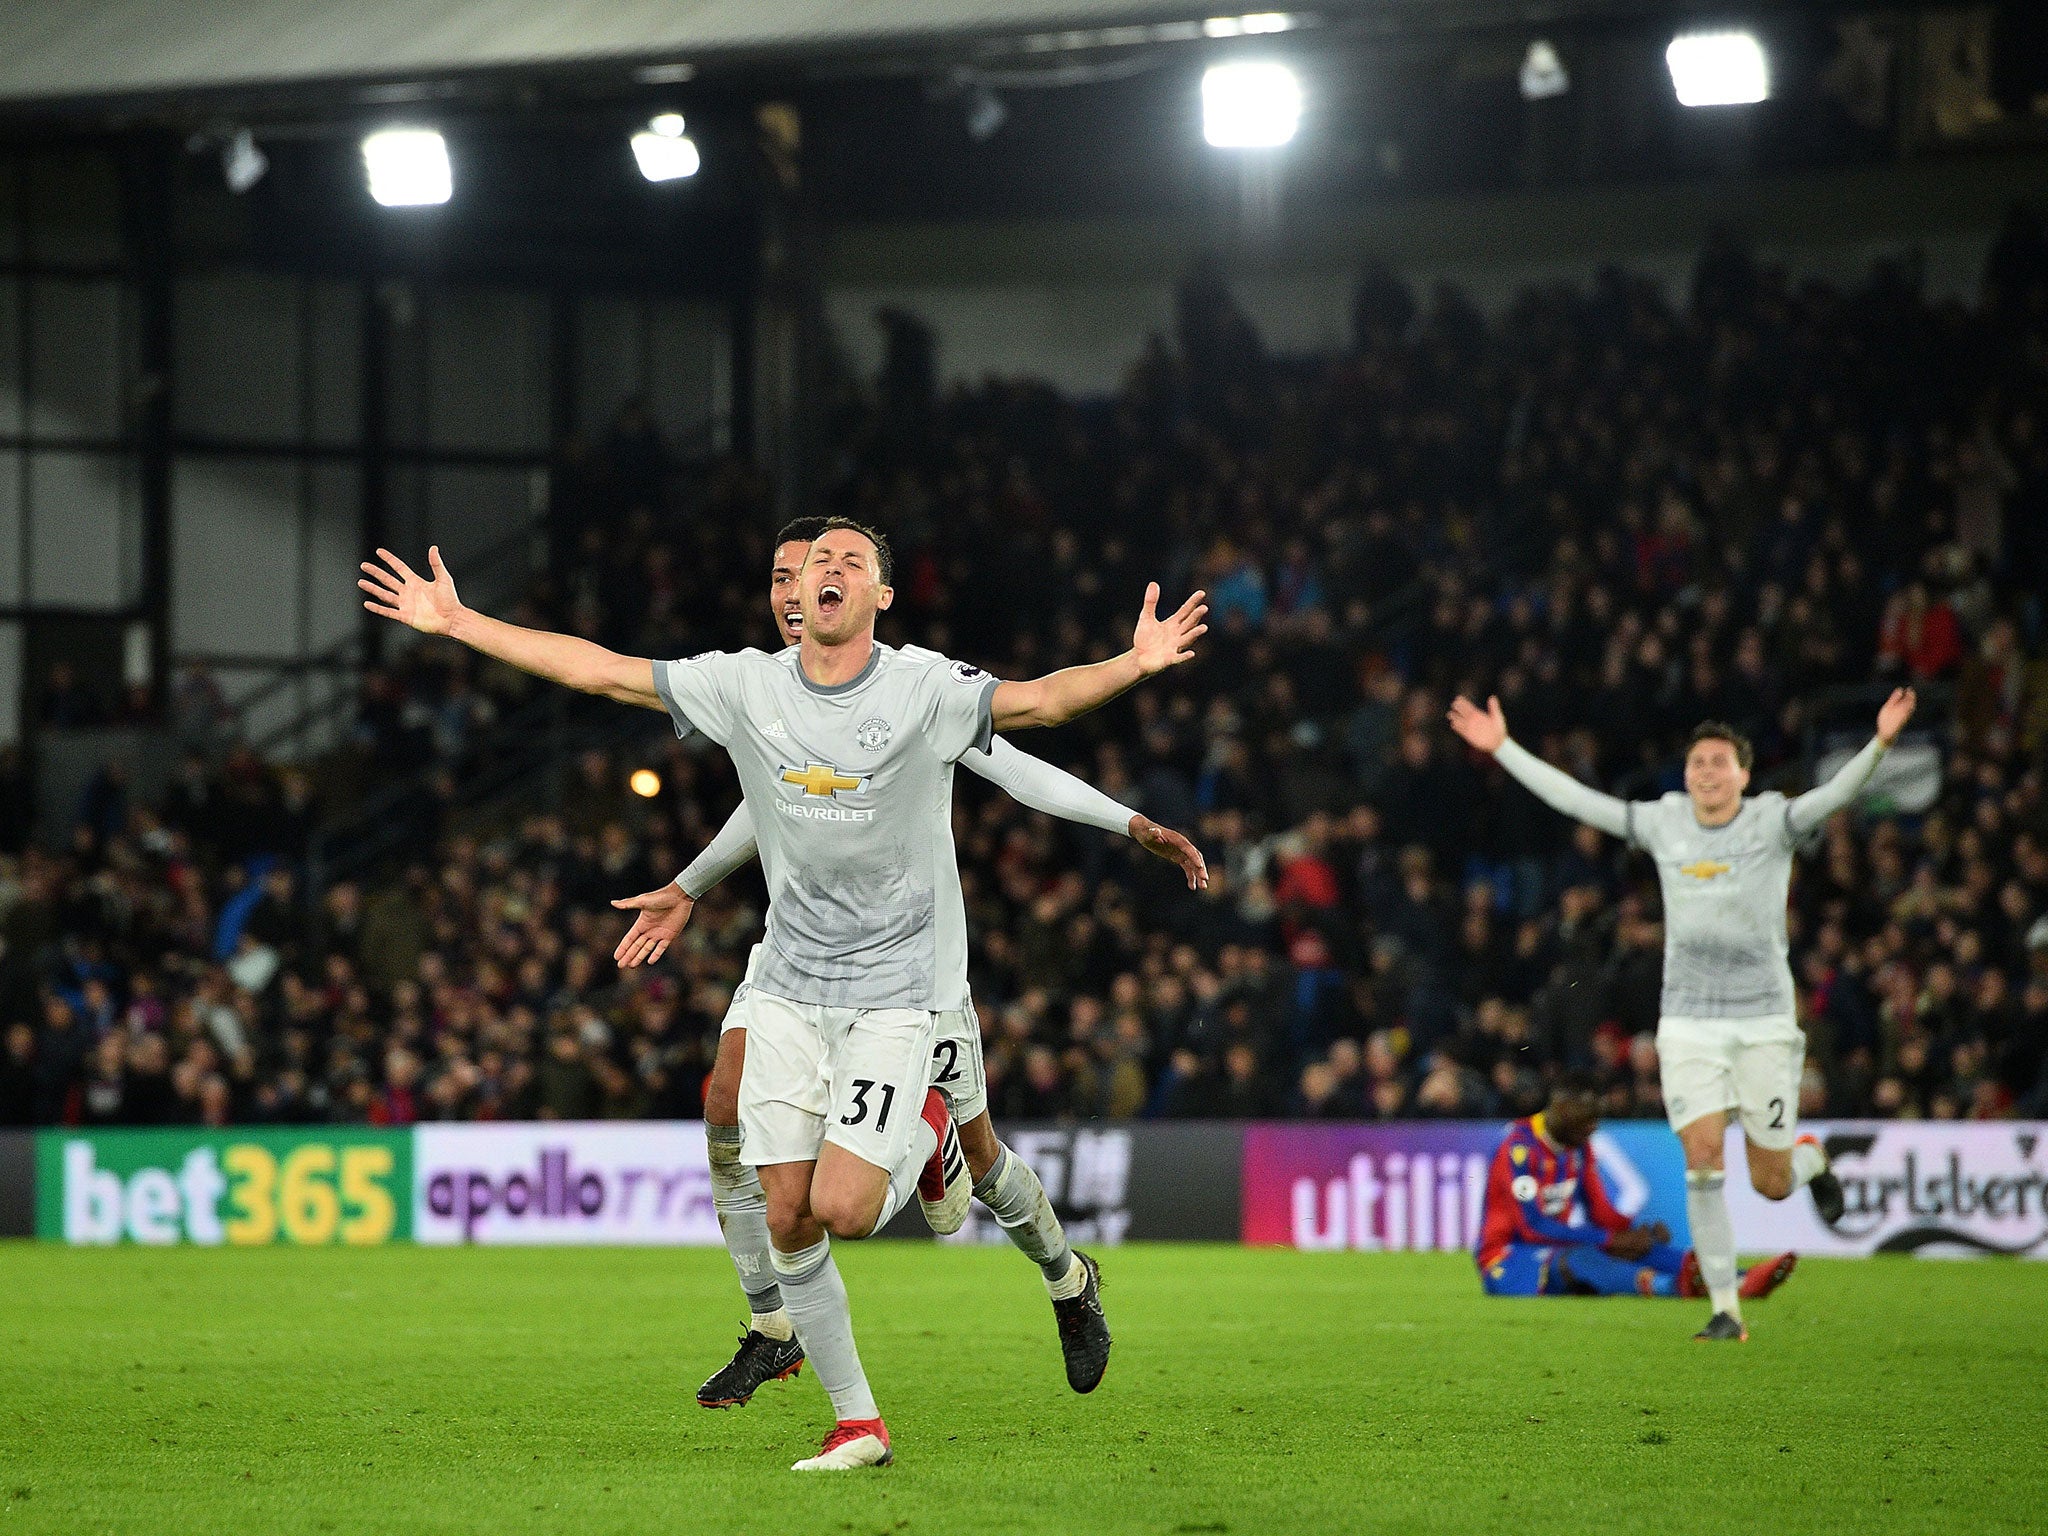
[{"xmin": 5, "ymin": 213, "xmax": 2048, "ymax": 1132}]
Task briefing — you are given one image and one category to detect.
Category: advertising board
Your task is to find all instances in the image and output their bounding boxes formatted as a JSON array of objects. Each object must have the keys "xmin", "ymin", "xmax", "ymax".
[
  {"xmin": 1241, "ymin": 1121, "xmax": 1690, "ymax": 1251},
  {"xmin": 412, "ymin": 1122, "xmax": 719, "ymax": 1245},
  {"xmin": 1727, "ymin": 1120, "xmax": 2048, "ymax": 1258},
  {"xmin": 36, "ymin": 1129, "xmax": 411, "ymax": 1245}
]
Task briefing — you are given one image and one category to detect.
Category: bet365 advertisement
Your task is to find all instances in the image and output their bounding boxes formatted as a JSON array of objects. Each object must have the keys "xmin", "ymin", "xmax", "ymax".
[{"xmin": 36, "ymin": 1129, "xmax": 411, "ymax": 1245}]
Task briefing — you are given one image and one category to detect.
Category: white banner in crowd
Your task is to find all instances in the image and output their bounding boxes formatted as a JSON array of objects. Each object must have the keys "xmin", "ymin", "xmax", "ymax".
[
  {"xmin": 412, "ymin": 1123, "xmax": 719, "ymax": 1245},
  {"xmin": 1728, "ymin": 1120, "xmax": 2048, "ymax": 1258}
]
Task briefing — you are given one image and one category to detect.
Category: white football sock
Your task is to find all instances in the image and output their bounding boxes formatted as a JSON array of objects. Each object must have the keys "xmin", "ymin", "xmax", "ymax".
[
  {"xmin": 1687, "ymin": 1167, "xmax": 1740, "ymax": 1319},
  {"xmin": 1045, "ymin": 1254, "xmax": 1087, "ymax": 1300},
  {"xmin": 771, "ymin": 1236, "xmax": 878, "ymax": 1422},
  {"xmin": 1790, "ymin": 1139, "xmax": 1827, "ymax": 1191},
  {"xmin": 707, "ymin": 1121, "xmax": 783, "ymax": 1316},
  {"xmin": 972, "ymin": 1145, "xmax": 1076, "ymax": 1289}
]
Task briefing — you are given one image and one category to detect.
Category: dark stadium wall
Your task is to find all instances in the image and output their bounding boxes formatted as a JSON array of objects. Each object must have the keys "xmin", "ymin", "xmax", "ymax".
[
  {"xmin": 820, "ymin": 149, "xmax": 2048, "ymax": 394},
  {"xmin": 0, "ymin": 1132, "xmax": 32, "ymax": 1237}
]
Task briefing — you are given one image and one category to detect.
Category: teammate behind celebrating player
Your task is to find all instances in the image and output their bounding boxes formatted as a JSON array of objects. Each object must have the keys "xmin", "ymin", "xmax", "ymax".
[
  {"xmin": 360, "ymin": 523, "xmax": 1204, "ymax": 1467},
  {"xmin": 611, "ymin": 518, "xmax": 1206, "ymax": 1409},
  {"xmin": 1448, "ymin": 686, "xmax": 1915, "ymax": 1340},
  {"xmin": 1476, "ymin": 1074, "xmax": 1797, "ymax": 1303}
]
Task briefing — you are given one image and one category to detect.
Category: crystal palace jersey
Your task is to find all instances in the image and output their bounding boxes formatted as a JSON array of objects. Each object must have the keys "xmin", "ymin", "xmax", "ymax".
[{"xmin": 1474, "ymin": 1114, "xmax": 1630, "ymax": 1269}]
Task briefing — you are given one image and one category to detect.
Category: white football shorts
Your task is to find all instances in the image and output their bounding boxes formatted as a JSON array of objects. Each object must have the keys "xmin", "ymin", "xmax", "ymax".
[
  {"xmin": 1656, "ymin": 1013, "xmax": 1806, "ymax": 1150},
  {"xmin": 719, "ymin": 946, "xmax": 763, "ymax": 1034},
  {"xmin": 738, "ymin": 991, "xmax": 938, "ymax": 1170},
  {"xmin": 930, "ymin": 1004, "xmax": 987, "ymax": 1125}
]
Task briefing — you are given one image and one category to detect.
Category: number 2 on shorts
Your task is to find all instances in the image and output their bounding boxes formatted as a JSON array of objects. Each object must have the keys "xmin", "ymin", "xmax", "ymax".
[{"xmin": 841, "ymin": 1078, "xmax": 897, "ymax": 1132}]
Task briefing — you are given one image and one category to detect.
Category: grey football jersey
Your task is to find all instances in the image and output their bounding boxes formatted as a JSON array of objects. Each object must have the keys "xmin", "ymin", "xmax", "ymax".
[
  {"xmin": 653, "ymin": 641, "xmax": 997, "ymax": 1011},
  {"xmin": 1627, "ymin": 793, "xmax": 1802, "ymax": 1019}
]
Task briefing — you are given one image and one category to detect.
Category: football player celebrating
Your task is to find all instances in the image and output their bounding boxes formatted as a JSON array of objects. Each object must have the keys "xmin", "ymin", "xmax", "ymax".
[
  {"xmin": 361, "ymin": 522, "xmax": 1204, "ymax": 1467},
  {"xmin": 1450, "ymin": 687, "xmax": 1914, "ymax": 1339},
  {"xmin": 610, "ymin": 518, "xmax": 1206, "ymax": 1411}
]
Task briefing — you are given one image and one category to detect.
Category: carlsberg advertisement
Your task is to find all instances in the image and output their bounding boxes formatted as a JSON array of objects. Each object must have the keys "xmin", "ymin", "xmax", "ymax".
[{"xmin": 1724, "ymin": 1120, "xmax": 2048, "ymax": 1258}]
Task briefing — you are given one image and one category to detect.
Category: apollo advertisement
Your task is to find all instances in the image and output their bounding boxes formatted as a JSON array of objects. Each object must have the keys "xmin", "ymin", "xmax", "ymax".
[
  {"xmin": 1726, "ymin": 1120, "xmax": 2048, "ymax": 1259},
  {"xmin": 1240, "ymin": 1121, "xmax": 1691, "ymax": 1252},
  {"xmin": 411, "ymin": 1122, "xmax": 720, "ymax": 1245},
  {"xmin": 35, "ymin": 1129, "xmax": 411, "ymax": 1245}
]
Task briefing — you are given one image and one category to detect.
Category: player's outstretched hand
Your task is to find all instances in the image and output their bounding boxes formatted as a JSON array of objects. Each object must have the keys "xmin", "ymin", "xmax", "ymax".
[
  {"xmin": 1446, "ymin": 694, "xmax": 1508, "ymax": 754},
  {"xmin": 1876, "ymin": 685, "xmax": 1917, "ymax": 746},
  {"xmin": 1130, "ymin": 815, "xmax": 1209, "ymax": 891},
  {"xmin": 610, "ymin": 884, "xmax": 696, "ymax": 969},
  {"xmin": 1131, "ymin": 583, "xmax": 1208, "ymax": 675},
  {"xmin": 360, "ymin": 546, "xmax": 463, "ymax": 635}
]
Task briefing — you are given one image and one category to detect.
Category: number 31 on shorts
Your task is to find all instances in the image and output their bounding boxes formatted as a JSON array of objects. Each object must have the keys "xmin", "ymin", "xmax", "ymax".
[{"xmin": 840, "ymin": 1079, "xmax": 897, "ymax": 1131}]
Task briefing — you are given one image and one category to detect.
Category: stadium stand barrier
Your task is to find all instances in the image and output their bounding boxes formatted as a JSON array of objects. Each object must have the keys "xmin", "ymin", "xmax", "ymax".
[{"xmin": 13, "ymin": 1121, "xmax": 2046, "ymax": 1259}]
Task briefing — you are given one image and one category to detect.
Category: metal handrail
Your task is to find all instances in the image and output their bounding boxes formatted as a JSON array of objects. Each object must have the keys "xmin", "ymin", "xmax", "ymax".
[
  {"xmin": 214, "ymin": 513, "xmax": 550, "ymax": 762},
  {"xmin": 309, "ymin": 686, "xmax": 669, "ymax": 889}
]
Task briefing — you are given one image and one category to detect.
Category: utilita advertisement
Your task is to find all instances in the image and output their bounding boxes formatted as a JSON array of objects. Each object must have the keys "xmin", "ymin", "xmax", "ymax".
[{"xmin": 1240, "ymin": 1122, "xmax": 1692, "ymax": 1251}]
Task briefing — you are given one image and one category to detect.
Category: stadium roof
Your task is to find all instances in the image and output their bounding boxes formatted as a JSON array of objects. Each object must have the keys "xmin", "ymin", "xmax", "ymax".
[{"xmin": 0, "ymin": 0, "xmax": 1731, "ymax": 108}]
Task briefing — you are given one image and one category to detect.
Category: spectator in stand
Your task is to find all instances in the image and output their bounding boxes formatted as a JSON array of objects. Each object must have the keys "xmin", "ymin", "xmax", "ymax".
[{"xmin": 1878, "ymin": 580, "xmax": 1964, "ymax": 681}]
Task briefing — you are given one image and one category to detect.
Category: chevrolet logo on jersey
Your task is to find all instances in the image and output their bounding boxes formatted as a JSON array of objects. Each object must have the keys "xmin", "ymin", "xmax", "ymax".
[
  {"xmin": 781, "ymin": 763, "xmax": 867, "ymax": 797},
  {"xmin": 776, "ymin": 763, "xmax": 875, "ymax": 822},
  {"xmin": 1680, "ymin": 860, "xmax": 1731, "ymax": 880}
]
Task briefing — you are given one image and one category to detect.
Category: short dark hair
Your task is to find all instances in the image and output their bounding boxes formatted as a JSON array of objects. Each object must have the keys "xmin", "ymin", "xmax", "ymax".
[
  {"xmin": 1686, "ymin": 721, "xmax": 1754, "ymax": 771},
  {"xmin": 1553, "ymin": 1068, "xmax": 1600, "ymax": 1102},
  {"xmin": 816, "ymin": 516, "xmax": 894, "ymax": 587},
  {"xmin": 773, "ymin": 516, "xmax": 831, "ymax": 549}
]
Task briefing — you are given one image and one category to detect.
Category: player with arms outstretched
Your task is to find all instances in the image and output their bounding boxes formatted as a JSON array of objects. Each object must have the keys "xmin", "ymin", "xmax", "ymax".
[
  {"xmin": 360, "ymin": 522, "xmax": 1204, "ymax": 1467},
  {"xmin": 1477, "ymin": 1074, "xmax": 1797, "ymax": 1303},
  {"xmin": 609, "ymin": 518, "xmax": 1206, "ymax": 1409},
  {"xmin": 1448, "ymin": 687, "xmax": 1914, "ymax": 1339}
]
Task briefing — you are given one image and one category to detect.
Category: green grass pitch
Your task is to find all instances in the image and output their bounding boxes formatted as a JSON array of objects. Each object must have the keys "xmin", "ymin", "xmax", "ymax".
[{"xmin": 4, "ymin": 1243, "xmax": 2043, "ymax": 1535}]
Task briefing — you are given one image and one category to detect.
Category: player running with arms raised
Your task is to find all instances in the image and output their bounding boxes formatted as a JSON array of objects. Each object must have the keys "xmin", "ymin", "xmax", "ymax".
[
  {"xmin": 1448, "ymin": 686, "xmax": 1915, "ymax": 1340},
  {"xmin": 1476, "ymin": 1073, "xmax": 1796, "ymax": 1303},
  {"xmin": 360, "ymin": 523, "xmax": 1205, "ymax": 1467},
  {"xmin": 609, "ymin": 519, "xmax": 1206, "ymax": 1410}
]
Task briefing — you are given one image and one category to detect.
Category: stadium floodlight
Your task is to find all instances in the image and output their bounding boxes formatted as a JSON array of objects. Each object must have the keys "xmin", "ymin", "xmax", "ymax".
[
  {"xmin": 1665, "ymin": 30, "xmax": 1769, "ymax": 107},
  {"xmin": 631, "ymin": 112, "xmax": 701, "ymax": 182},
  {"xmin": 1202, "ymin": 13, "xmax": 1295, "ymax": 38},
  {"xmin": 1519, "ymin": 40, "xmax": 1569, "ymax": 101},
  {"xmin": 362, "ymin": 128, "xmax": 451, "ymax": 206},
  {"xmin": 1202, "ymin": 61, "xmax": 1301, "ymax": 148},
  {"xmin": 222, "ymin": 129, "xmax": 268, "ymax": 193},
  {"xmin": 629, "ymin": 768, "xmax": 662, "ymax": 798},
  {"xmin": 965, "ymin": 84, "xmax": 1008, "ymax": 142}
]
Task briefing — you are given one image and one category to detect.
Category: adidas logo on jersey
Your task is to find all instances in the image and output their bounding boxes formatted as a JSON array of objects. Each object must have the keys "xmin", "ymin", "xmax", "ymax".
[{"xmin": 761, "ymin": 718, "xmax": 790, "ymax": 739}]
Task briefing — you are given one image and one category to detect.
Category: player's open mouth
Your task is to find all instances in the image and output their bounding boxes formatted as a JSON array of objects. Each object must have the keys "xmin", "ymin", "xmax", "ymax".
[
  {"xmin": 818, "ymin": 583, "xmax": 844, "ymax": 616},
  {"xmin": 783, "ymin": 605, "xmax": 804, "ymax": 634}
]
